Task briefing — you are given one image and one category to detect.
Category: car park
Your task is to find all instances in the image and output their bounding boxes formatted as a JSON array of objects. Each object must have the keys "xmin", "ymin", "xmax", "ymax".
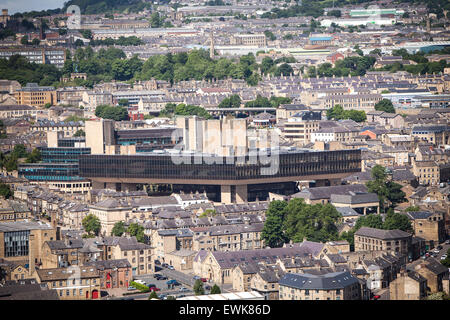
[{"xmin": 167, "ymin": 280, "xmax": 180, "ymax": 286}]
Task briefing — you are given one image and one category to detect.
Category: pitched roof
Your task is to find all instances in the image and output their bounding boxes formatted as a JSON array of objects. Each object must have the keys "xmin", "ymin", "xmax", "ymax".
[
  {"xmin": 279, "ymin": 271, "xmax": 358, "ymax": 290},
  {"xmin": 355, "ymin": 227, "xmax": 411, "ymax": 240}
]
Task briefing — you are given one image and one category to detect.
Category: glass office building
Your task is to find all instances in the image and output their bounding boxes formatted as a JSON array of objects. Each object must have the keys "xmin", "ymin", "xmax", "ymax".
[{"xmin": 79, "ymin": 149, "xmax": 361, "ymax": 181}]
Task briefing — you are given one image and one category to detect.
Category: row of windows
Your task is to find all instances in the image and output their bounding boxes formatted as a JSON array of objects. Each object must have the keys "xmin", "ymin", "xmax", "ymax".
[{"xmin": 79, "ymin": 150, "xmax": 361, "ymax": 180}]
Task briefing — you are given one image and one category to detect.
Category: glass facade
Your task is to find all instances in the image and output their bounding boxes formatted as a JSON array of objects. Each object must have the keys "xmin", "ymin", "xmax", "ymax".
[
  {"xmin": 40, "ymin": 147, "xmax": 91, "ymax": 163},
  {"xmin": 4, "ymin": 230, "xmax": 30, "ymax": 257},
  {"xmin": 79, "ymin": 150, "xmax": 361, "ymax": 181},
  {"xmin": 18, "ymin": 163, "xmax": 83, "ymax": 181}
]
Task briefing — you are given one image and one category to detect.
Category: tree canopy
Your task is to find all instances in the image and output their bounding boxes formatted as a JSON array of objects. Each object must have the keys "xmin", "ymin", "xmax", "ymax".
[
  {"xmin": 262, "ymin": 198, "xmax": 342, "ymax": 247},
  {"xmin": 366, "ymin": 165, "xmax": 406, "ymax": 212},
  {"xmin": 95, "ymin": 105, "xmax": 129, "ymax": 121},
  {"xmin": 82, "ymin": 214, "xmax": 101, "ymax": 237},
  {"xmin": 127, "ymin": 223, "xmax": 145, "ymax": 243},
  {"xmin": 111, "ymin": 221, "xmax": 126, "ymax": 237},
  {"xmin": 326, "ymin": 104, "xmax": 366, "ymax": 122},
  {"xmin": 375, "ymin": 99, "xmax": 396, "ymax": 113}
]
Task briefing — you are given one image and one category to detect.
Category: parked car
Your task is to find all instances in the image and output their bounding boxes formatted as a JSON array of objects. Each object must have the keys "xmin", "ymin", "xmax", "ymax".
[
  {"xmin": 441, "ymin": 254, "xmax": 448, "ymax": 260},
  {"xmin": 162, "ymin": 263, "xmax": 169, "ymax": 268},
  {"xmin": 433, "ymin": 249, "xmax": 440, "ymax": 254},
  {"xmin": 146, "ymin": 283, "xmax": 156, "ymax": 288},
  {"xmin": 445, "ymin": 240, "xmax": 450, "ymax": 244},
  {"xmin": 200, "ymin": 278, "xmax": 207, "ymax": 282},
  {"xmin": 153, "ymin": 274, "xmax": 162, "ymax": 279},
  {"xmin": 436, "ymin": 245, "xmax": 443, "ymax": 250},
  {"xmin": 159, "ymin": 294, "xmax": 167, "ymax": 300},
  {"xmin": 373, "ymin": 295, "xmax": 381, "ymax": 300},
  {"xmin": 177, "ymin": 294, "xmax": 186, "ymax": 298},
  {"xmin": 154, "ymin": 260, "xmax": 161, "ymax": 265},
  {"xmin": 204, "ymin": 285, "xmax": 211, "ymax": 290},
  {"xmin": 179, "ymin": 287, "xmax": 189, "ymax": 292},
  {"xmin": 158, "ymin": 275, "xmax": 168, "ymax": 280},
  {"xmin": 133, "ymin": 279, "xmax": 146, "ymax": 285},
  {"xmin": 167, "ymin": 280, "xmax": 180, "ymax": 286},
  {"xmin": 168, "ymin": 265, "xmax": 175, "ymax": 270},
  {"xmin": 127, "ymin": 286, "xmax": 136, "ymax": 291},
  {"xmin": 193, "ymin": 276, "xmax": 200, "ymax": 280}
]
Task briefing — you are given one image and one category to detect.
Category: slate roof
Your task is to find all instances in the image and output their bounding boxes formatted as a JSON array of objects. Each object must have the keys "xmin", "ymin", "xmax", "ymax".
[
  {"xmin": 279, "ymin": 271, "xmax": 358, "ymax": 290},
  {"xmin": 291, "ymin": 184, "xmax": 368, "ymax": 201},
  {"xmin": 84, "ymin": 259, "xmax": 131, "ymax": 270},
  {"xmin": 0, "ymin": 280, "xmax": 59, "ymax": 300},
  {"xmin": 405, "ymin": 211, "xmax": 432, "ymax": 220},
  {"xmin": 211, "ymin": 245, "xmax": 320, "ymax": 269},
  {"xmin": 355, "ymin": 227, "xmax": 411, "ymax": 240},
  {"xmin": 330, "ymin": 192, "xmax": 379, "ymax": 205},
  {"xmin": 336, "ymin": 207, "xmax": 361, "ymax": 217}
]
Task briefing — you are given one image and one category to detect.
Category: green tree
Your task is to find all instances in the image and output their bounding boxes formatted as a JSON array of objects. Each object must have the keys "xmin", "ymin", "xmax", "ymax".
[
  {"xmin": 210, "ymin": 284, "xmax": 221, "ymax": 294},
  {"xmin": 74, "ymin": 129, "xmax": 86, "ymax": 137},
  {"xmin": 262, "ymin": 200, "xmax": 289, "ymax": 248},
  {"xmin": 0, "ymin": 183, "xmax": 13, "ymax": 199},
  {"xmin": 245, "ymin": 95, "xmax": 272, "ymax": 108},
  {"xmin": 327, "ymin": 9, "xmax": 341, "ymax": 17},
  {"xmin": 274, "ymin": 63, "xmax": 294, "ymax": 76},
  {"xmin": 383, "ymin": 209, "xmax": 413, "ymax": 233},
  {"xmin": 354, "ymin": 214, "xmax": 384, "ymax": 231},
  {"xmin": 150, "ymin": 12, "xmax": 163, "ymax": 28},
  {"xmin": 31, "ymin": 38, "xmax": 40, "ymax": 46},
  {"xmin": 127, "ymin": 223, "xmax": 145, "ymax": 243},
  {"xmin": 264, "ymin": 30, "xmax": 276, "ymax": 41},
  {"xmin": 111, "ymin": 221, "xmax": 125, "ymax": 237},
  {"xmin": 405, "ymin": 206, "xmax": 420, "ymax": 212},
  {"xmin": 80, "ymin": 29, "xmax": 93, "ymax": 39},
  {"xmin": 95, "ymin": 105, "xmax": 129, "ymax": 121},
  {"xmin": 193, "ymin": 279, "xmax": 205, "ymax": 295},
  {"xmin": 12, "ymin": 144, "xmax": 28, "ymax": 158},
  {"xmin": 25, "ymin": 148, "xmax": 41, "ymax": 163},
  {"xmin": 283, "ymin": 198, "xmax": 341, "ymax": 243},
  {"xmin": 20, "ymin": 35, "xmax": 29, "ymax": 45},
  {"xmin": 366, "ymin": 165, "xmax": 406, "ymax": 212},
  {"xmin": 82, "ymin": 214, "xmax": 101, "ymax": 236},
  {"xmin": 149, "ymin": 291, "xmax": 159, "ymax": 299},
  {"xmin": 218, "ymin": 94, "xmax": 241, "ymax": 108},
  {"xmin": 375, "ymin": 99, "xmax": 395, "ymax": 113}
]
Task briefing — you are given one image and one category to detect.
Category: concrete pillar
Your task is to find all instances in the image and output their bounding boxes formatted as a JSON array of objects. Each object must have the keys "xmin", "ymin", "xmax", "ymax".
[
  {"xmin": 221, "ymin": 185, "xmax": 231, "ymax": 204},
  {"xmin": 236, "ymin": 185, "xmax": 248, "ymax": 204}
]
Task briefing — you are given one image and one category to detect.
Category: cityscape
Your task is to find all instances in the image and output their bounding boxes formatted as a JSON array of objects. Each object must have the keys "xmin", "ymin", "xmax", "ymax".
[{"xmin": 0, "ymin": 0, "xmax": 449, "ymax": 304}]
